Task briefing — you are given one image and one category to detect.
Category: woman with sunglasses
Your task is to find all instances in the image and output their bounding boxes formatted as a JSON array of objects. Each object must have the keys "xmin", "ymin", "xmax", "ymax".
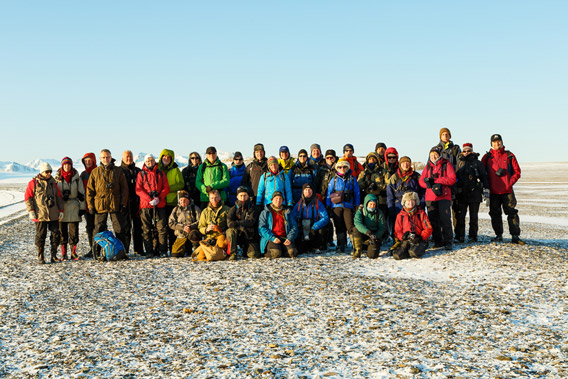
[
  {"xmin": 182, "ymin": 152, "xmax": 203, "ymax": 205},
  {"xmin": 25, "ymin": 162, "xmax": 65, "ymax": 264}
]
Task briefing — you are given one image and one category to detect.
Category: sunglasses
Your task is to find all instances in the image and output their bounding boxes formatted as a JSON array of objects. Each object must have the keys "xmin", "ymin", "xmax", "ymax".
[
  {"xmin": 388, "ymin": 156, "xmax": 397, "ymax": 160},
  {"xmin": 190, "ymin": 157, "xmax": 199, "ymax": 160},
  {"xmin": 45, "ymin": 170, "xmax": 53, "ymax": 174},
  {"xmin": 326, "ymin": 156, "xmax": 335, "ymax": 160},
  {"xmin": 234, "ymin": 158, "xmax": 243, "ymax": 161},
  {"xmin": 338, "ymin": 166, "xmax": 348, "ymax": 169},
  {"xmin": 298, "ymin": 155, "xmax": 307, "ymax": 158}
]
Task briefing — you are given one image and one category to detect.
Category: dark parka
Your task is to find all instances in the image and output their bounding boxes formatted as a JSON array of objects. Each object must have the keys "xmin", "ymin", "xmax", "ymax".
[
  {"xmin": 357, "ymin": 152, "xmax": 389, "ymax": 205},
  {"xmin": 227, "ymin": 199, "xmax": 261, "ymax": 240},
  {"xmin": 437, "ymin": 141, "xmax": 461, "ymax": 168},
  {"xmin": 86, "ymin": 159, "xmax": 129, "ymax": 213},
  {"xmin": 290, "ymin": 160, "xmax": 319, "ymax": 203},
  {"xmin": 25, "ymin": 174, "xmax": 64, "ymax": 222},
  {"xmin": 121, "ymin": 160, "xmax": 142, "ymax": 211},
  {"xmin": 456, "ymin": 152, "xmax": 489, "ymax": 203},
  {"xmin": 318, "ymin": 162, "xmax": 336, "ymax": 197},
  {"xmin": 243, "ymin": 157, "xmax": 268, "ymax": 197},
  {"xmin": 386, "ymin": 168, "xmax": 425, "ymax": 214}
]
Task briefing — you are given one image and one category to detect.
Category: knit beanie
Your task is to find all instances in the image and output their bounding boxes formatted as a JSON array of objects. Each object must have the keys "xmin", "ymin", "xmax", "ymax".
[
  {"xmin": 233, "ymin": 151, "xmax": 243, "ymax": 160},
  {"xmin": 462, "ymin": 143, "xmax": 473, "ymax": 151},
  {"xmin": 206, "ymin": 146, "xmax": 217, "ymax": 154},
  {"xmin": 439, "ymin": 128, "xmax": 451, "ymax": 139},
  {"xmin": 61, "ymin": 157, "xmax": 73, "ymax": 167},
  {"xmin": 375, "ymin": 142, "xmax": 387, "ymax": 150},
  {"xmin": 310, "ymin": 144, "xmax": 321, "ymax": 153},
  {"xmin": 430, "ymin": 146, "xmax": 441, "ymax": 155},
  {"xmin": 39, "ymin": 162, "xmax": 52, "ymax": 173},
  {"xmin": 267, "ymin": 156, "xmax": 279, "ymax": 167},
  {"xmin": 399, "ymin": 156, "xmax": 411, "ymax": 164},
  {"xmin": 325, "ymin": 149, "xmax": 336, "ymax": 158},
  {"xmin": 343, "ymin": 143, "xmax": 354, "ymax": 152},
  {"xmin": 298, "ymin": 149, "xmax": 308, "ymax": 157},
  {"xmin": 272, "ymin": 191, "xmax": 283, "ymax": 200},
  {"xmin": 336, "ymin": 158, "xmax": 350, "ymax": 169}
]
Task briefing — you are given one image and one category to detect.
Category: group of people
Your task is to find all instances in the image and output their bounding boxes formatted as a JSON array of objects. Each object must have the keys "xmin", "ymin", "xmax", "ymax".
[{"xmin": 24, "ymin": 129, "xmax": 524, "ymax": 264}]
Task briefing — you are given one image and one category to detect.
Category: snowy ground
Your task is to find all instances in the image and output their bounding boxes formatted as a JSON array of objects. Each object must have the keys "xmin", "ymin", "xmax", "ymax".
[{"xmin": 0, "ymin": 163, "xmax": 567, "ymax": 378}]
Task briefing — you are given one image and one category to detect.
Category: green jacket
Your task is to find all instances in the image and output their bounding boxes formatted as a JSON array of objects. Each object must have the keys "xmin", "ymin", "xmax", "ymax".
[
  {"xmin": 354, "ymin": 194, "xmax": 386, "ymax": 237},
  {"xmin": 159, "ymin": 149, "xmax": 184, "ymax": 206},
  {"xmin": 198, "ymin": 204, "xmax": 230, "ymax": 238},
  {"xmin": 195, "ymin": 158, "xmax": 230, "ymax": 202}
]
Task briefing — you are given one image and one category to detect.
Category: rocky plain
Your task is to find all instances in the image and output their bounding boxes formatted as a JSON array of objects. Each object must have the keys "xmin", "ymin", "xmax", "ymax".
[{"xmin": 0, "ymin": 162, "xmax": 567, "ymax": 378}]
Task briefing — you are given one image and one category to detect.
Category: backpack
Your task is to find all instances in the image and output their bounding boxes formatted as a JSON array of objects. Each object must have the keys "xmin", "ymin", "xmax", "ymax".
[{"xmin": 94, "ymin": 231, "xmax": 128, "ymax": 261}]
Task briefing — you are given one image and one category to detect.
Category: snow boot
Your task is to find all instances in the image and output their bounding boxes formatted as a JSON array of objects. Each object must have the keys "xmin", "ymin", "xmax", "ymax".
[
  {"xmin": 71, "ymin": 245, "xmax": 79, "ymax": 260},
  {"xmin": 491, "ymin": 235, "xmax": 503, "ymax": 242},
  {"xmin": 511, "ymin": 235, "xmax": 526, "ymax": 245},
  {"xmin": 50, "ymin": 247, "xmax": 61, "ymax": 263},
  {"xmin": 336, "ymin": 233, "xmax": 347, "ymax": 254},
  {"xmin": 37, "ymin": 247, "xmax": 45, "ymax": 264},
  {"xmin": 352, "ymin": 249, "xmax": 361, "ymax": 259},
  {"xmin": 61, "ymin": 245, "xmax": 68, "ymax": 261}
]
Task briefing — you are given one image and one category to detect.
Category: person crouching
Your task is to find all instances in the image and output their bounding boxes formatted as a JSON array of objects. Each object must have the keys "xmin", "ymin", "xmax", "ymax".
[
  {"xmin": 392, "ymin": 192, "xmax": 433, "ymax": 260},
  {"xmin": 352, "ymin": 194, "xmax": 386, "ymax": 259},
  {"xmin": 198, "ymin": 189, "xmax": 230, "ymax": 251},
  {"xmin": 169, "ymin": 190, "xmax": 202, "ymax": 258},
  {"xmin": 259, "ymin": 191, "xmax": 299, "ymax": 259},
  {"xmin": 226, "ymin": 186, "xmax": 261, "ymax": 260}
]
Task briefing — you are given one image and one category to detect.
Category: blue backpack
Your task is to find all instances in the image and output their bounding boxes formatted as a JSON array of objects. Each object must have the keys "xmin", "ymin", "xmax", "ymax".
[{"xmin": 93, "ymin": 231, "xmax": 127, "ymax": 261}]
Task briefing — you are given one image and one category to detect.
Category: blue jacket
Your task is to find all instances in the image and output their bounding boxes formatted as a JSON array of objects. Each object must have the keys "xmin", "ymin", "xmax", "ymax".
[
  {"xmin": 258, "ymin": 204, "xmax": 298, "ymax": 254},
  {"xmin": 290, "ymin": 161, "xmax": 318, "ymax": 203},
  {"xmin": 326, "ymin": 172, "xmax": 361, "ymax": 209},
  {"xmin": 386, "ymin": 170, "xmax": 425, "ymax": 215},
  {"xmin": 256, "ymin": 170, "xmax": 294, "ymax": 207},
  {"xmin": 228, "ymin": 163, "xmax": 246, "ymax": 206},
  {"xmin": 291, "ymin": 197, "xmax": 329, "ymax": 231}
]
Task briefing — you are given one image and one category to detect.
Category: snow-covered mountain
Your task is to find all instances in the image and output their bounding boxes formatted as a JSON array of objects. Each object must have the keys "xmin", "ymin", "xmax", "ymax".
[{"xmin": 0, "ymin": 161, "xmax": 37, "ymax": 173}]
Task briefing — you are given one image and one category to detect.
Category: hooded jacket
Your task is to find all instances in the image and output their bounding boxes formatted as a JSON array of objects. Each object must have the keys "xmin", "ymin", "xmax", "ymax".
[
  {"xmin": 318, "ymin": 161, "xmax": 336, "ymax": 197},
  {"xmin": 343, "ymin": 155, "xmax": 364, "ymax": 178},
  {"xmin": 168, "ymin": 200, "xmax": 201, "ymax": 238},
  {"xmin": 86, "ymin": 159, "xmax": 129, "ymax": 213},
  {"xmin": 394, "ymin": 207, "xmax": 433, "ymax": 242},
  {"xmin": 25, "ymin": 174, "xmax": 64, "ymax": 222},
  {"xmin": 80, "ymin": 152, "xmax": 97, "ymax": 212},
  {"xmin": 419, "ymin": 157, "xmax": 457, "ymax": 202},
  {"xmin": 181, "ymin": 153, "xmax": 202, "ymax": 204},
  {"xmin": 243, "ymin": 155, "xmax": 268, "ymax": 196},
  {"xmin": 278, "ymin": 157, "xmax": 295, "ymax": 175},
  {"xmin": 256, "ymin": 170, "xmax": 294, "ymax": 207},
  {"xmin": 481, "ymin": 146, "xmax": 521, "ymax": 195},
  {"xmin": 135, "ymin": 164, "xmax": 170, "ymax": 209},
  {"xmin": 291, "ymin": 195, "xmax": 329, "ymax": 231},
  {"xmin": 55, "ymin": 167, "xmax": 86, "ymax": 222},
  {"xmin": 456, "ymin": 152, "xmax": 490, "ymax": 202},
  {"xmin": 290, "ymin": 160, "xmax": 319, "ymax": 203},
  {"xmin": 158, "ymin": 149, "xmax": 185, "ymax": 206},
  {"xmin": 195, "ymin": 157, "xmax": 230, "ymax": 203},
  {"xmin": 228, "ymin": 163, "xmax": 246, "ymax": 206},
  {"xmin": 384, "ymin": 147, "xmax": 399, "ymax": 181},
  {"xmin": 357, "ymin": 152, "xmax": 388, "ymax": 205},
  {"xmin": 258, "ymin": 203, "xmax": 298, "ymax": 254},
  {"xmin": 326, "ymin": 170, "xmax": 361, "ymax": 209},
  {"xmin": 354, "ymin": 194, "xmax": 386, "ymax": 237}
]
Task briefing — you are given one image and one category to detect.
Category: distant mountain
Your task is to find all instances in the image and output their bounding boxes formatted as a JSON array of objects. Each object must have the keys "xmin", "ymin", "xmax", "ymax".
[
  {"xmin": 0, "ymin": 161, "xmax": 37, "ymax": 173},
  {"xmin": 25, "ymin": 158, "xmax": 63, "ymax": 171}
]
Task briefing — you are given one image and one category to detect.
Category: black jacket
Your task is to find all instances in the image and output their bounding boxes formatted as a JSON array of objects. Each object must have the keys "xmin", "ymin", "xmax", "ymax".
[
  {"xmin": 456, "ymin": 153, "xmax": 489, "ymax": 203},
  {"xmin": 227, "ymin": 199, "xmax": 261, "ymax": 240}
]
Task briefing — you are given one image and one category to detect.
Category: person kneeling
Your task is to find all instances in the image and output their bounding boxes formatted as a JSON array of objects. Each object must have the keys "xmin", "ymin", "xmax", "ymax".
[
  {"xmin": 226, "ymin": 186, "xmax": 261, "ymax": 260},
  {"xmin": 198, "ymin": 189, "xmax": 230, "ymax": 253},
  {"xmin": 352, "ymin": 194, "xmax": 385, "ymax": 259},
  {"xmin": 393, "ymin": 192, "xmax": 433, "ymax": 260},
  {"xmin": 259, "ymin": 191, "xmax": 298, "ymax": 259},
  {"xmin": 292, "ymin": 183, "xmax": 329, "ymax": 254},
  {"xmin": 169, "ymin": 190, "xmax": 202, "ymax": 258}
]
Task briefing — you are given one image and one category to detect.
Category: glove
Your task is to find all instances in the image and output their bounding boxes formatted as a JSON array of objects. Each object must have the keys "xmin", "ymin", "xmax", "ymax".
[
  {"xmin": 411, "ymin": 235, "xmax": 422, "ymax": 244},
  {"xmin": 79, "ymin": 210, "xmax": 85, "ymax": 217},
  {"xmin": 423, "ymin": 177, "xmax": 433, "ymax": 188},
  {"xmin": 58, "ymin": 212, "xmax": 64, "ymax": 221},
  {"xmin": 149, "ymin": 198, "xmax": 159, "ymax": 207},
  {"xmin": 89, "ymin": 208, "xmax": 95, "ymax": 215},
  {"xmin": 483, "ymin": 189, "xmax": 490, "ymax": 199},
  {"xmin": 77, "ymin": 193, "xmax": 85, "ymax": 202},
  {"xmin": 402, "ymin": 231, "xmax": 410, "ymax": 241},
  {"xmin": 206, "ymin": 186, "xmax": 213, "ymax": 193},
  {"xmin": 29, "ymin": 211, "xmax": 37, "ymax": 220}
]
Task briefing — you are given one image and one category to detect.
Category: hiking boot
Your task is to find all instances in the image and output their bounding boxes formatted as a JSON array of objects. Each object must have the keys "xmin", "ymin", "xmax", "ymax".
[
  {"xmin": 444, "ymin": 243, "xmax": 453, "ymax": 251},
  {"xmin": 491, "ymin": 235, "xmax": 503, "ymax": 242},
  {"xmin": 37, "ymin": 248, "xmax": 45, "ymax": 264},
  {"xmin": 228, "ymin": 252, "xmax": 238, "ymax": 261},
  {"xmin": 83, "ymin": 250, "xmax": 93, "ymax": 259},
  {"xmin": 61, "ymin": 245, "xmax": 68, "ymax": 261},
  {"xmin": 468, "ymin": 236, "xmax": 478, "ymax": 243},
  {"xmin": 511, "ymin": 235, "xmax": 526, "ymax": 245},
  {"xmin": 352, "ymin": 249, "xmax": 361, "ymax": 259},
  {"xmin": 454, "ymin": 236, "xmax": 464, "ymax": 244},
  {"xmin": 71, "ymin": 245, "xmax": 79, "ymax": 260}
]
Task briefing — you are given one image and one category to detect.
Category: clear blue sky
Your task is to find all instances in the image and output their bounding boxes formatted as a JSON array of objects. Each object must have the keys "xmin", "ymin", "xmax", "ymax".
[{"xmin": 1, "ymin": 1, "xmax": 567, "ymax": 164}]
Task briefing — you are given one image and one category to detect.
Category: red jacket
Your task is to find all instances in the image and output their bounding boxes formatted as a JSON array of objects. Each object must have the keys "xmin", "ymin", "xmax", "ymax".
[
  {"xmin": 481, "ymin": 147, "xmax": 520, "ymax": 195},
  {"xmin": 419, "ymin": 158, "xmax": 456, "ymax": 201},
  {"xmin": 395, "ymin": 208, "xmax": 433, "ymax": 242},
  {"xmin": 135, "ymin": 165, "xmax": 170, "ymax": 209},
  {"xmin": 344, "ymin": 155, "xmax": 364, "ymax": 178}
]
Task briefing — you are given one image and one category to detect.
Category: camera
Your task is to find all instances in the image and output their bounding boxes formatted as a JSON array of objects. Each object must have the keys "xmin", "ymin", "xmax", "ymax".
[
  {"xmin": 62, "ymin": 189, "xmax": 71, "ymax": 201},
  {"xmin": 106, "ymin": 183, "xmax": 113, "ymax": 189},
  {"xmin": 149, "ymin": 191, "xmax": 159, "ymax": 198},
  {"xmin": 496, "ymin": 168, "xmax": 506, "ymax": 177},
  {"xmin": 432, "ymin": 183, "xmax": 443, "ymax": 196},
  {"xmin": 46, "ymin": 196, "xmax": 55, "ymax": 208},
  {"xmin": 344, "ymin": 192, "xmax": 352, "ymax": 202}
]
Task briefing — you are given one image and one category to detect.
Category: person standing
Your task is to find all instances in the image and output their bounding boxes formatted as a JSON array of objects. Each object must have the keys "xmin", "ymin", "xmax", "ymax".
[
  {"xmin": 278, "ymin": 146, "xmax": 295, "ymax": 175},
  {"xmin": 181, "ymin": 152, "xmax": 203, "ymax": 205},
  {"xmin": 120, "ymin": 150, "xmax": 144, "ymax": 255},
  {"xmin": 256, "ymin": 156, "xmax": 294, "ymax": 207},
  {"xmin": 25, "ymin": 163, "xmax": 64, "ymax": 263},
  {"xmin": 86, "ymin": 149, "xmax": 129, "ymax": 259},
  {"xmin": 79, "ymin": 152, "xmax": 97, "ymax": 258},
  {"xmin": 243, "ymin": 143, "xmax": 268, "ymax": 197},
  {"xmin": 342, "ymin": 143, "xmax": 364, "ymax": 178},
  {"xmin": 55, "ymin": 157, "xmax": 85, "ymax": 260},
  {"xmin": 159, "ymin": 148, "xmax": 185, "ymax": 252},
  {"xmin": 227, "ymin": 151, "xmax": 246, "ymax": 207},
  {"xmin": 195, "ymin": 146, "xmax": 230, "ymax": 209},
  {"xmin": 481, "ymin": 134, "xmax": 524, "ymax": 244},
  {"xmin": 290, "ymin": 149, "xmax": 319, "ymax": 204}
]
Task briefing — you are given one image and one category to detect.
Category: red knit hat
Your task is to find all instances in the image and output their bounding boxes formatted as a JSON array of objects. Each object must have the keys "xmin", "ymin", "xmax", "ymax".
[{"xmin": 462, "ymin": 143, "xmax": 473, "ymax": 151}]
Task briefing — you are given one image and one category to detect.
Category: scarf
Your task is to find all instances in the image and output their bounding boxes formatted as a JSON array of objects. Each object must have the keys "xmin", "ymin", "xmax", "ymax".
[
  {"xmin": 397, "ymin": 168, "xmax": 413, "ymax": 180},
  {"xmin": 61, "ymin": 168, "xmax": 73, "ymax": 184}
]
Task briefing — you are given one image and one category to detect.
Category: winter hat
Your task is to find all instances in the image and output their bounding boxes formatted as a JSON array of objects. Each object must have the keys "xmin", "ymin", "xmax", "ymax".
[
  {"xmin": 375, "ymin": 142, "xmax": 387, "ymax": 150},
  {"xmin": 233, "ymin": 151, "xmax": 243, "ymax": 160},
  {"xmin": 178, "ymin": 190, "xmax": 190, "ymax": 199},
  {"xmin": 399, "ymin": 156, "xmax": 411, "ymax": 164},
  {"xmin": 61, "ymin": 157, "xmax": 73, "ymax": 167},
  {"xmin": 298, "ymin": 149, "xmax": 308, "ymax": 157},
  {"xmin": 491, "ymin": 134, "xmax": 502, "ymax": 142},
  {"xmin": 343, "ymin": 143, "xmax": 354, "ymax": 152},
  {"xmin": 272, "ymin": 191, "xmax": 283, "ymax": 200},
  {"xmin": 365, "ymin": 152, "xmax": 380, "ymax": 163},
  {"xmin": 254, "ymin": 143, "xmax": 265, "ymax": 152},
  {"xmin": 462, "ymin": 143, "xmax": 473, "ymax": 151},
  {"xmin": 144, "ymin": 154, "xmax": 155, "ymax": 162},
  {"xmin": 336, "ymin": 159, "xmax": 350, "ymax": 169},
  {"xmin": 310, "ymin": 143, "xmax": 321, "ymax": 153},
  {"xmin": 279, "ymin": 146, "xmax": 290, "ymax": 154},
  {"xmin": 402, "ymin": 191, "xmax": 419, "ymax": 205},
  {"xmin": 325, "ymin": 149, "xmax": 336, "ymax": 158},
  {"xmin": 267, "ymin": 156, "xmax": 279, "ymax": 167},
  {"xmin": 439, "ymin": 128, "xmax": 451, "ymax": 139},
  {"xmin": 206, "ymin": 146, "xmax": 217, "ymax": 154},
  {"xmin": 430, "ymin": 146, "xmax": 441, "ymax": 155},
  {"xmin": 302, "ymin": 183, "xmax": 313, "ymax": 190},
  {"xmin": 237, "ymin": 186, "xmax": 249, "ymax": 195},
  {"xmin": 39, "ymin": 162, "xmax": 52, "ymax": 173}
]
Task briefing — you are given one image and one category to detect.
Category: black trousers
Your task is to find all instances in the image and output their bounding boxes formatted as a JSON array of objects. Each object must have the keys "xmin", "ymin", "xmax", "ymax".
[
  {"xmin": 455, "ymin": 200, "xmax": 481, "ymax": 239},
  {"xmin": 226, "ymin": 228, "xmax": 261, "ymax": 258},
  {"xmin": 59, "ymin": 221, "xmax": 79, "ymax": 246},
  {"xmin": 296, "ymin": 228, "xmax": 327, "ymax": 254},
  {"xmin": 165, "ymin": 205, "xmax": 176, "ymax": 252},
  {"xmin": 35, "ymin": 221, "xmax": 60, "ymax": 252},
  {"xmin": 426, "ymin": 200, "xmax": 453, "ymax": 246},
  {"xmin": 84, "ymin": 212, "xmax": 98, "ymax": 253},
  {"xmin": 393, "ymin": 240, "xmax": 428, "ymax": 260},
  {"xmin": 93, "ymin": 212, "xmax": 125, "ymax": 255},
  {"xmin": 266, "ymin": 240, "xmax": 297, "ymax": 258},
  {"xmin": 489, "ymin": 192, "xmax": 521, "ymax": 236},
  {"xmin": 140, "ymin": 207, "xmax": 168, "ymax": 254},
  {"xmin": 121, "ymin": 203, "xmax": 144, "ymax": 254}
]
